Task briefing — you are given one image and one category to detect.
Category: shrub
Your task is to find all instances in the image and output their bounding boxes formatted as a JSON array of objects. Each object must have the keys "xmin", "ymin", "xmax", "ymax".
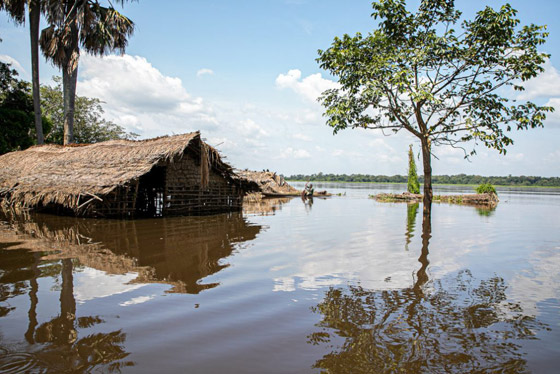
[
  {"xmin": 407, "ymin": 145, "xmax": 420, "ymax": 194},
  {"xmin": 475, "ymin": 183, "xmax": 497, "ymax": 195}
]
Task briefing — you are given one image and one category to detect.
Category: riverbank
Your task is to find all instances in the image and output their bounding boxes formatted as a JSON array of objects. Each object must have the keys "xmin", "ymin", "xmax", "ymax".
[
  {"xmin": 286, "ymin": 180, "xmax": 560, "ymax": 189},
  {"xmin": 371, "ymin": 192, "xmax": 499, "ymax": 207}
]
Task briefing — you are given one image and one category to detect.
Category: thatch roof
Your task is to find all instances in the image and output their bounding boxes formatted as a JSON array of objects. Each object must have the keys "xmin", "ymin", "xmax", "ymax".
[
  {"xmin": 236, "ymin": 170, "xmax": 300, "ymax": 195},
  {"xmin": 0, "ymin": 132, "xmax": 236, "ymax": 210}
]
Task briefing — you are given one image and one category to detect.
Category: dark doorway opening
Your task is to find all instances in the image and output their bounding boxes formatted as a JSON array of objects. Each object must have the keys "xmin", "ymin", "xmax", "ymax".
[{"xmin": 136, "ymin": 166, "xmax": 166, "ymax": 217}]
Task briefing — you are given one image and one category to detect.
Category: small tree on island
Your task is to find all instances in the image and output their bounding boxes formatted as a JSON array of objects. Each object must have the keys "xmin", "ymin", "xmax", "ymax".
[
  {"xmin": 317, "ymin": 0, "xmax": 552, "ymax": 214},
  {"xmin": 407, "ymin": 145, "xmax": 420, "ymax": 194}
]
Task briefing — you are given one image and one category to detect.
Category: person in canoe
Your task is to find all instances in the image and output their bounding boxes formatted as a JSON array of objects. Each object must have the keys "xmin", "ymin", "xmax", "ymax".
[{"xmin": 302, "ymin": 182, "xmax": 314, "ymax": 198}]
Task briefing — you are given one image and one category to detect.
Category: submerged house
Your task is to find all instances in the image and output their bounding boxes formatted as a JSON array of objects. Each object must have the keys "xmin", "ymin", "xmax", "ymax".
[{"xmin": 0, "ymin": 132, "xmax": 245, "ymax": 218}]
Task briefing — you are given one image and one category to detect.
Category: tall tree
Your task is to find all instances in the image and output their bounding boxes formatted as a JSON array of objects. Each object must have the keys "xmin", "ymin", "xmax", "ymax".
[
  {"xmin": 317, "ymin": 0, "xmax": 552, "ymax": 215},
  {"xmin": 40, "ymin": 0, "xmax": 134, "ymax": 144},
  {"xmin": 407, "ymin": 144, "xmax": 420, "ymax": 194},
  {"xmin": 29, "ymin": 0, "xmax": 43, "ymax": 143},
  {"xmin": 41, "ymin": 76, "xmax": 138, "ymax": 144},
  {"xmin": 0, "ymin": 0, "xmax": 44, "ymax": 144}
]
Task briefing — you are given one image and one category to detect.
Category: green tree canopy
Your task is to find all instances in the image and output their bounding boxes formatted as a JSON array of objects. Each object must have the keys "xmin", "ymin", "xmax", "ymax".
[
  {"xmin": 317, "ymin": 0, "xmax": 553, "ymax": 212},
  {"xmin": 0, "ymin": 0, "xmax": 46, "ymax": 144},
  {"xmin": 0, "ymin": 62, "xmax": 38, "ymax": 154},
  {"xmin": 41, "ymin": 76, "xmax": 138, "ymax": 144},
  {"xmin": 40, "ymin": 0, "xmax": 135, "ymax": 145}
]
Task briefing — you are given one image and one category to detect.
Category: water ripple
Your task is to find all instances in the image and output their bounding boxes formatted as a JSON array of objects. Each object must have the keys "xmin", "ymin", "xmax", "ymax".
[{"xmin": 0, "ymin": 351, "xmax": 46, "ymax": 374}]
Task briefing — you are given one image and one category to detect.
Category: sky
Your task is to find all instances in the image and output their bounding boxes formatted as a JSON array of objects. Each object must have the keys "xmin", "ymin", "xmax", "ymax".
[{"xmin": 1, "ymin": 0, "xmax": 559, "ymax": 177}]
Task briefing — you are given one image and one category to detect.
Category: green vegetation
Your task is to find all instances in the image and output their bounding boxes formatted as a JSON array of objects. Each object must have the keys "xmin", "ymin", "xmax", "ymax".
[
  {"xmin": 317, "ymin": 0, "xmax": 552, "ymax": 208},
  {"xmin": 40, "ymin": 1, "xmax": 135, "ymax": 145},
  {"xmin": 0, "ymin": 64, "xmax": 136, "ymax": 155},
  {"xmin": 407, "ymin": 145, "xmax": 420, "ymax": 194},
  {"xmin": 433, "ymin": 195, "xmax": 464, "ymax": 204},
  {"xmin": 1, "ymin": 0, "xmax": 135, "ymax": 145},
  {"xmin": 41, "ymin": 77, "xmax": 138, "ymax": 144},
  {"xmin": 0, "ymin": 0, "xmax": 45, "ymax": 144},
  {"xmin": 0, "ymin": 62, "xmax": 51, "ymax": 154},
  {"xmin": 286, "ymin": 173, "xmax": 560, "ymax": 187},
  {"xmin": 475, "ymin": 183, "xmax": 498, "ymax": 195}
]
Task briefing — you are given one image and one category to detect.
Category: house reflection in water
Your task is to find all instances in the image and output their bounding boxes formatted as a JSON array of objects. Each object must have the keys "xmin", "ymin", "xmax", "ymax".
[
  {"xmin": 0, "ymin": 210, "xmax": 263, "ymax": 372},
  {"xmin": 0, "ymin": 209, "xmax": 263, "ymax": 294}
]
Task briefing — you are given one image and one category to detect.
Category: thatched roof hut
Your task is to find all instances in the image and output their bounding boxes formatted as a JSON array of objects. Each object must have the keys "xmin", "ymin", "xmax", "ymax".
[
  {"xmin": 236, "ymin": 170, "xmax": 300, "ymax": 196},
  {"xmin": 0, "ymin": 132, "xmax": 245, "ymax": 218}
]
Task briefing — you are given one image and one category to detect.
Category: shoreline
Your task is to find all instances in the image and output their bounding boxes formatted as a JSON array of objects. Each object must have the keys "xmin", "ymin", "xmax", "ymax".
[{"xmin": 286, "ymin": 180, "xmax": 560, "ymax": 189}]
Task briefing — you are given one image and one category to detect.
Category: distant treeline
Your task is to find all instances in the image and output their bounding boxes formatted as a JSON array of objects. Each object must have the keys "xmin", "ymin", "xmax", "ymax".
[{"xmin": 286, "ymin": 173, "xmax": 560, "ymax": 187}]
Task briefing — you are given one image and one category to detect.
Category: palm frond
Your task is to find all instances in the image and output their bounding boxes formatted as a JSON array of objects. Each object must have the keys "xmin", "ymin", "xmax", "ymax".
[
  {"xmin": 0, "ymin": 0, "xmax": 26, "ymax": 24},
  {"xmin": 81, "ymin": 5, "xmax": 134, "ymax": 56}
]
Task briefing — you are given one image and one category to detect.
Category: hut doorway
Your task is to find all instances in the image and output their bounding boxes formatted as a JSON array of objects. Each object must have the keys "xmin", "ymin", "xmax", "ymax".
[{"xmin": 136, "ymin": 166, "xmax": 166, "ymax": 217}]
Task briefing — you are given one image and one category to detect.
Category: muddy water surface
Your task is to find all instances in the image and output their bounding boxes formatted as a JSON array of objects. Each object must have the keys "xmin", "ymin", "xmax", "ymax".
[{"xmin": 0, "ymin": 183, "xmax": 559, "ymax": 373}]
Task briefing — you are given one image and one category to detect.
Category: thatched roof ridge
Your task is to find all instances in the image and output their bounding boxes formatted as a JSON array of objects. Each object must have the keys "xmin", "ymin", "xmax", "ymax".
[
  {"xmin": 0, "ymin": 132, "xmax": 234, "ymax": 210},
  {"xmin": 236, "ymin": 170, "xmax": 300, "ymax": 195}
]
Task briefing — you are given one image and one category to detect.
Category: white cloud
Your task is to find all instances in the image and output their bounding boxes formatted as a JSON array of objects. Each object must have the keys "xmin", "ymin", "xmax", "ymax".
[
  {"xmin": 237, "ymin": 118, "xmax": 269, "ymax": 138},
  {"xmin": 196, "ymin": 68, "xmax": 214, "ymax": 77},
  {"xmin": 275, "ymin": 69, "xmax": 339, "ymax": 102},
  {"xmin": 542, "ymin": 98, "xmax": 560, "ymax": 127},
  {"xmin": 367, "ymin": 138, "xmax": 396, "ymax": 153},
  {"xmin": 517, "ymin": 59, "xmax": 560, "ymax": 100},
  {"xmin": 276, "ymin": 108, "xmax": 321, "ymax": 125},
  {"xmin": 293, "ymin": 133, "xmax": 312, "ymax": 142},
  {"xmin": 77, "ymin": 54, "xmax": 217, "ymax": 138},
  {"xmin": 545, "ymin": 149, "xmax": 560, "ymax": 161},
  {"xmin": 0, "ymin": 54, "xmax": 28, "ymax": 77},
  {"xmin": 278, "ymin": 147, "xmax": 311, "ymax": 160}
]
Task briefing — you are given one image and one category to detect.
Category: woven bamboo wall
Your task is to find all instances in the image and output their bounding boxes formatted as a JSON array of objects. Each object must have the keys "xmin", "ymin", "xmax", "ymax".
[{"xmin": 164, "ymin": 154, "xmax": 242, "ymax": 216}]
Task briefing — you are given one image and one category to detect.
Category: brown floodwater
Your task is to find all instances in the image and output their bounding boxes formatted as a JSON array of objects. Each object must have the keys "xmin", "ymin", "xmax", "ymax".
[{"xmin": 0, "ymin": 183, "xmax": 559, "ymax": 373}]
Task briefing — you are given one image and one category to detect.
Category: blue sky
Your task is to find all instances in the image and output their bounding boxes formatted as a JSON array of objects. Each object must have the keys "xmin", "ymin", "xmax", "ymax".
[{"xmin": 1, "ymin": 0, "xmax": 559, "ymax": 177}]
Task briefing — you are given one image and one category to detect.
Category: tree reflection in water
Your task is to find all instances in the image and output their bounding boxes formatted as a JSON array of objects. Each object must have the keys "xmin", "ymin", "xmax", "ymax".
[
  {"xmin": 308, "ymin": 211, "xmax": 548, "ymax": 373},
  {"xmin": 476, "ymin": 205, "xmax": 497, "ymax": 217},
  {"xmin": 404, "ymin": 203, "xmax": 419, "ymax": 251},
  {"xmin": 0, "ymin": 252, "xmax": 133, "ymax": 373},
  {"xmin": 0, "ymin": 208, "xmax": 264, "ymax": 372}
]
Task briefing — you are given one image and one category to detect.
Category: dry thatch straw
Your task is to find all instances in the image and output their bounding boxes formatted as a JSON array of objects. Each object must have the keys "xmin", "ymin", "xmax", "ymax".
[
  {"xmin": 0, "ymin": 132, "xmax": 234, "ymax": 214},
  {"xmin": 236, "ymin": 170, "xmax": 300, "ymax": 196}
]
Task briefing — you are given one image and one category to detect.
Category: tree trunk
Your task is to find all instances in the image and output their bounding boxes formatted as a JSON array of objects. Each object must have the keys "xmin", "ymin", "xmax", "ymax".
[
  {"xmin": 29, "ymin": 0, "xmax": 43, "ymax": 144},
  {"xmin": 413, "ymin": 209, "xmax": 431, "ymax": 293},
  {"xmin": 420, "ymin": 137, "xmax": 432, "ymax": 217},
  {"xmin": 59, "ymin": 258, "xmax": 77, "ymax": 343},
  {"xmin": 63, "ymin": 64, "xmax": 78, "ymax": 145},
  {"xmin": 62, "ymin": 9, "xmax": 79, "ymax": 146},
  {"xmin": 24, "ymin": 253, "xmax": 41, "ymax": 344}
]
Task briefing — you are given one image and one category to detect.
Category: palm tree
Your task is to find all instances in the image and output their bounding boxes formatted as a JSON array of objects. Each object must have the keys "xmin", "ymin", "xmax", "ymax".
[
  {"xmin": 0, "ymin": 0, "xmax": 45, "ymax": 144},
  {"xmin": 40, "ymin": 0, "xmax": 134, "ymax": 145}
]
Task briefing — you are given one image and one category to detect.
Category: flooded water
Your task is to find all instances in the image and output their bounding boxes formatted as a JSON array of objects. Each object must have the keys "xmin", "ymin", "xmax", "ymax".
[{"xmin": 0, "ymin": 183, "xmax": 559, "ymax": 373}]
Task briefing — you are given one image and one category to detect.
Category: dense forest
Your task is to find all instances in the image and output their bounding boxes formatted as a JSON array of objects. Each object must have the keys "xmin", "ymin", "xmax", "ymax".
[{"xmin": 286, "ymin": 173, "xmax": 560, "ymax": 187}]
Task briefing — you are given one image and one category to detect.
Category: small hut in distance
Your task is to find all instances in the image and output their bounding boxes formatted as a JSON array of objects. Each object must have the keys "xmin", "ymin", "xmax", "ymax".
[{"xmin": 0, "ymin": 132, "xmax": 245, "ymax": 218}]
